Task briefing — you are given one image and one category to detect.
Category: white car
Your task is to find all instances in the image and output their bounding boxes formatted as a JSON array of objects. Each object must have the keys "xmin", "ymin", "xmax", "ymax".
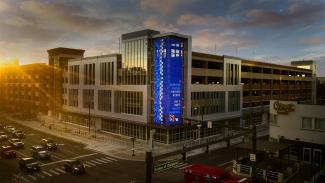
[
  {"xmin": 8, "ymin": 139, "xmax": 24, "ymax": 148},
  {"xmin": 0, "ymin": 132, "xmax": 7, "ymax": 141},
  {"xmin": 4, "ymin": 126, "xmax": 15, "ymax": 133}
]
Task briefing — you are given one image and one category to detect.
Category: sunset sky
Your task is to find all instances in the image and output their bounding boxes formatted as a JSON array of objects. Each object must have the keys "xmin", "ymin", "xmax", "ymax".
[{"xmin": 0, "ymin": 0, "xmax": 325, "ymax": 75}]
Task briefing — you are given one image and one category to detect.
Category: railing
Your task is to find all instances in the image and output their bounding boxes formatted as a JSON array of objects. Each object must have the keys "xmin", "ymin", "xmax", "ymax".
[
  {"xmin": 251, "ymin": 85, "xmax": 261, "ymax": 90},
  {"xmin": 251, "ymin": 96, "xmax": 261, "ymax": 101},
  {"xmin": 243, "ymin": 97, "xmax": 251, "ymax": 102}
]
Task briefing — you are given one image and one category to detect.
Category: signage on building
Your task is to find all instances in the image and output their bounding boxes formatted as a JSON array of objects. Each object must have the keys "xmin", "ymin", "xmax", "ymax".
[
  {"xmin": 153, "ymin": 159, "xmax": 179, "ymax": 173},
  {"xmin": 250, "ymin": 154, "xmax": 256, "ymax": 162},
  {"xmin": 153, "ymin": 37, "xmax": 183, "ymax": 125},
  {"xmin": 273, "ymin": 101, "xmax": 295, "ymax": 115}
]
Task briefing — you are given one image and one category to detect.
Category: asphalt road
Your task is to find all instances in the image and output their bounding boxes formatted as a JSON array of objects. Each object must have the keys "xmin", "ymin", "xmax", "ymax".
[
  {"xmin": 0, "ymin": 121, "xmax": 144, "ymax": 183},
  {"xmin": 0, "ymin": 118, "xmax": 249, "ymax": 183}
]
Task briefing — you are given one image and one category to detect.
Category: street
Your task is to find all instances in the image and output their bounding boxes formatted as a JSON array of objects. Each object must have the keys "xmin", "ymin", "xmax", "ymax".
[
  {"xmin": 0, "ymin": 121, "xmax": 144, "ymax": 183},
  {"xmin": 1, "ymin": 118, "xmax": 250, "ymax": 183}
]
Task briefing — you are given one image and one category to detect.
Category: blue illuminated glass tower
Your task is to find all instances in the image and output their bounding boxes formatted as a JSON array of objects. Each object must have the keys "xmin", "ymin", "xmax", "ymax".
[{"xmin": 153, "ymin": 37, "xmax": 184, "ymax": 125}]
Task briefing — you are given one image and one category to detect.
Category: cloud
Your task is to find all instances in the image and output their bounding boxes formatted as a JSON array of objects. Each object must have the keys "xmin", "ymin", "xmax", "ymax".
[
  {"xmin": 143, "ymin": 16, "xmax": 179, "ymax": 32},
  {"xmin": 177, "ymin": 2, "xmax": 325, "ymax": 29},
  {"xmin": 5, "ymin": 16, "xmax": 34, "ymax": 27},
  {"xmin": 140, "ymin": 0, "xmax": 185, "ymax": 14},
  {"xmin": 192, "ymin": 30, "xmax": 256, "ymax": 52},
  {"xmin": 300, "ymin": 36, "xmax": 325, "ymax": 46},
  {"xmin": 20, "ymin": 0, "xmax": 109, "ymax": 33}
]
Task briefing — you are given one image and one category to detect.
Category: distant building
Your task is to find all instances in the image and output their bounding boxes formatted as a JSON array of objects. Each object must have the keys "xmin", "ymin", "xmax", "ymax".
[
  {"xmin": 269, "ymin": 100, "xmax": 325, "ymax": 168},
  {"xmin": 0, "ymin": 63, "xmax": 51, "ymax": 118},
  {"xmin": 317, "ymin": 77, "xmax": 325, "ymax": 105}
]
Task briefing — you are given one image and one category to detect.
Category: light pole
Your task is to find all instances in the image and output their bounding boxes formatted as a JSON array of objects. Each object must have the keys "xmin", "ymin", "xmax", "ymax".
[
  {"xmin": 193, "ymin": 106, "xmax": 204, "ymax": 140},
  {"xmin": 88, "ymin": 93, "xmax": 91, "ymax": 138}
]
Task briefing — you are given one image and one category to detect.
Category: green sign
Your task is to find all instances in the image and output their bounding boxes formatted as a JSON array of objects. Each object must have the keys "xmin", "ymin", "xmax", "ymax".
[{"xmin": 153, "ymin": 159, "xmax": 179, "ymax": 173}]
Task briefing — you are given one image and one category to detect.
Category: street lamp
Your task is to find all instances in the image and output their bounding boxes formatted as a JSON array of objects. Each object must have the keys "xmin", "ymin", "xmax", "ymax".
[{"xmin": 193, "ymin": 106, "xmax": 204, "ymax": 140}]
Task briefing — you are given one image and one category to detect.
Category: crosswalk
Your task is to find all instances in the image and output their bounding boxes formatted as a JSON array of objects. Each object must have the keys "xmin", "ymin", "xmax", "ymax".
[{"xmin": 16, "ymin": 156, "xmax": 118, "ymax": 182}]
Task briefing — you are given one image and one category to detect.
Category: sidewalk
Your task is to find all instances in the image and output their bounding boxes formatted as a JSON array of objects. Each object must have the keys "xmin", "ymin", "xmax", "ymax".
[{"xmin": 2, "ymin": 113, "xmax": 246, "ymax": 162}]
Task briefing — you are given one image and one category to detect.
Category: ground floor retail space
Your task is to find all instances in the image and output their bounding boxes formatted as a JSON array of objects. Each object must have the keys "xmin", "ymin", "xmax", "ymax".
[{"xmin": 60, "ymin": 111, "xmax": 241, "ymax": 144}]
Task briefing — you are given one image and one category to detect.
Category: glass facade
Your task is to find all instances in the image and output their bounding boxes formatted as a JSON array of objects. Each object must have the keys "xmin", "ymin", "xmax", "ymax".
[
  {"xmin": 228, "ymin": 91, "xmax": 241, "ymax": 112},
  {"xmin": 84, "ymin": 63, "xmax": 95, "ymax": 85},
  {"xmin": 153, "ymin": 37, "xmax": 184, "ymax": 125},
  {"xmin": 119, "ymin": 38, "xmax": 148, "ymax": 85},
  {"xmin": 69, "ymin": 65, "xmax": 79, "ymax": 85},
  {"xmin": 100, "ymin": 62, "xmax": 114, "ymax": 85},
  {"xmin": 191, "ymin": 91, "xmax": 225, "ymax": 116},
  {"xmin": 98, "ymin": 90, "xmax": 111, "ymax": 112},
  {"xmin": 114, "ymin": 91, "xmax": 143, "ymax": 115},
  {"xmin": 83, "ymin": 89, "xmax": 94, "ymax": 109}
]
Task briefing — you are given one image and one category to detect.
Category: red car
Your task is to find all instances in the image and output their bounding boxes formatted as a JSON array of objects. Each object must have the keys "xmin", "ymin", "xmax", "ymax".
[
  {"xmin": 184, "ymin": 164, "xmax": 248, "ymax": 183},
  {"xmin": 1, "ymin": 145, "xmax": 16, "ymax": 158}
]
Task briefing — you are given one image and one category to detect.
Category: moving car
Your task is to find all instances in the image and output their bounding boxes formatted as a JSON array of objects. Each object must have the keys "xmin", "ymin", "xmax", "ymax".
[
  {"xmin": 184, "ymin": 164, "xmax": 248, "ymax": 183},
  {"xmin": 41, "ymin": 138, "xmax": 58, "ymax": 150},
  {"xmin": 0, "ymin": 145, "xmax": 16, "ymax": 158},
  {"xmin": 63, "ymin": 160, "xmax": 86, "ymax": 174},
  {"xmin": 30, "ymin": 145, "xmax": 51, "ymax": 159},
  {"xmin": 8, "ymin": 139, "xmax": 24, "ymax": 148},
  {"xmin": 12, "ymin": 130, "xmax": 24, "ymax": 138},
  {"xmin": 0, "ymin": 131, "xmax": 8, "ymax": 141},
  {"xmin": 18, "ymin": 157, "xmax": 40, "ymax": 172}
]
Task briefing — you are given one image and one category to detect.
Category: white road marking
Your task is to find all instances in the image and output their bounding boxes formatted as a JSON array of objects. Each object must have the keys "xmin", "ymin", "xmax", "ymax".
[
  {"xmin": 85, "ymin": 161, "xmax": 96, "ymax": 166},
  {"xmin": 27, "ymin": 174, "xmax": 37, "ymax": 181},
  {"xmin": 42, "ymin": 170, "xmax": 52, "ymax": 176},
  {"xmin": 90, "ymin": 160, "xmax": 103, "ymax": 164},
  {"xmin": 104, "ymin": 157, "xmax": 117, "ymax": 161},
  {"xmin": 72, "ymin": 153, "xmax": 98, "ymax": 159},
  {"xmin": 36, "ymin": 173, "xmax": 45, "ymax": 179},
  {"xmin": 40, "ymin": 160, "xmax": 66, "ymax": 167},
  {"xmin": 55, "ymin": 168, "xmax": 66, "ymax": 174},
  {"xmin": 95, "ymin": 159, "xmax": 108, "ymax": 163},
  {"xmin": 100, "ymin": 158, "xmax": 113, "ymax": 162},
  {"xmin": 49, "ymin": 169, "xmax": 60, "ymax": 175}
]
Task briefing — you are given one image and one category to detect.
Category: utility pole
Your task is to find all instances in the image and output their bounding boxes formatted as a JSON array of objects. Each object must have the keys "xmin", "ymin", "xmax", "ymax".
[{"xmin": 251, "ymin": 125, "xmax": 257, "ymax": 183}]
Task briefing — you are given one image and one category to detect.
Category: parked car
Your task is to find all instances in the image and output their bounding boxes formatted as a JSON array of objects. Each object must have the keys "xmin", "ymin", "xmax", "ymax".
[
  {"xmin": 12, "ymin": 130, "xmax": 24, "ymax": 138},
  {"xmin": 8, "ymin": 139, "xmax": 24, "ymax": 148},
  {"xmin": 18, "ymin": 157, "xmax": 40, "ymax": 172},
  {"xmin": 63, "ymin": 160, "xmax": 86, "ymax": 174},
  {"xmin": 30, "ymin": 145, "xmax": 51, "ymax": 159},
  {"xmin": 4, "ymin": 126, "xmax": 15, "ymax": 133},
  {"xmin": 0, "ymin": 145, "xmax": 16, "ymax": 158},
  {"xmin": 41, "ymin": 138, "xmax": 58, "ymax": 150},
  {"xmin": 0, "ymin": 131, "xmax": 8, "ymax": 141}
]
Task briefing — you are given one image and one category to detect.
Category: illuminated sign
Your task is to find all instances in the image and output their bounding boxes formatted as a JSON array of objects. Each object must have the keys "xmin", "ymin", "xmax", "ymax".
[
  {"xmin": 153, "ymin": 37, "xmax": 183, "ymax": 125},
  {"xmin": 273, "ymin": 101, "xmax": 295, "ymax": 115}
]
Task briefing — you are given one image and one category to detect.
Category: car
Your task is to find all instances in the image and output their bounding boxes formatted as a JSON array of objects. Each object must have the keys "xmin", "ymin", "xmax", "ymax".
[
  {"xmin": 0, "ymin": 145, "xmax": 16, "ymax": 158},
  {"xmin": 30, "ymin": 145, "xmax": 51, "ymax": 159},
  {"xmin": 63, "ymin": 160, "xmax": 86, "ymax": 174},
  {"xmin": 41, "ymin": 138, "xmax": 58, "ymax": 150},
  {"xmin": 0, "ymin": 131, "xmax": 8, "ymax": 141},
  {"xmin": 8, "ymin": 138, "xmax": 24, "ymax": 148},
  {"xmin": 12, "ymin": 130, "xmax": 24, "ymax": 138},
  {"xmin": 4, "ymin": 126, "xmax": 15, "ymax": 133},
  {"xmin": 18, "ymin": 157, "xmax": 40, "ymax": 172}
]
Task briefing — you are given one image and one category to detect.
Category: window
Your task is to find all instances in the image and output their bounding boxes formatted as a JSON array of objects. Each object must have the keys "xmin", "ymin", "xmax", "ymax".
[
  {"xmin": 98, "ymin": 90, "xmax": 111, "ymax": 112},
  {"xmin": 68, "ymin": 89, "xmax": 78, "ymax": 107},
  {"xmin": 302, "ymin": 117, "xmax": 312, "ymax": 129},
  {"xmin": 191, "ymin": 91, "xmax": 225, "ymax": 116},
  {"xmin": 83, "ymin": 89, "xmax": 94, "ymax": 109},
  {"xmin": 84, "ymin": 63, "xmax": 95, "ymax": 85},
  {"xmin": 315, "ymin": 118, "xmax": 325, "ymax": 130},
  {"xmin": 228, "ymin": 91, "xmax": 240, "ymax": 112},
  {"xmin": 69, "ymin": 65, "xmax": 79, "ymax": 85},
  {"xmin": 100, "ymin": 62, "xmax": 114, "ymax": 85},
  {"xmin": 115, "ymin": 91, "xmax": 143, "ymax": 115}
]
